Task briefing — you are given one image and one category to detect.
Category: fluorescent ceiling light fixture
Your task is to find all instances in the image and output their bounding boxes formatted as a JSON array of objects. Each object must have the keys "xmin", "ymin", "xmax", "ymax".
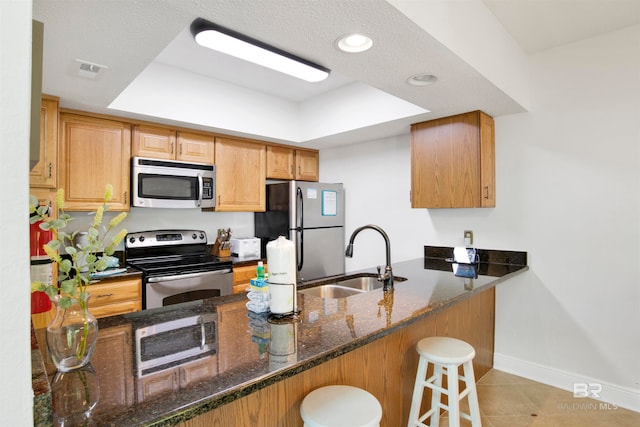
[
  {"xmin": 336, "ymin": 33, "xmax": 373, "ymax": 53},
  {"xmin": 190, "ymin": 18, "xmax": 330, "ymax": 83}
]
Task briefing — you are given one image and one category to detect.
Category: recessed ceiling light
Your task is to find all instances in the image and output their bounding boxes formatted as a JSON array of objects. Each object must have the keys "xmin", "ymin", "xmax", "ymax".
[
  {"xmin": 407, "ymin": 73, "xmax": 438, "ymax": 86},
  {"xmin": 336, "ymin": 33, "xmax": 373, "ymax": 53}
]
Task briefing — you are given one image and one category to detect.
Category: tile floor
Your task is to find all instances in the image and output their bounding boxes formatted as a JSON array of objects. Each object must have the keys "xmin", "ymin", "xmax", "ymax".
[{"xmin": 437, "ymin": 369, "xmax": 640, "ymax": 427}]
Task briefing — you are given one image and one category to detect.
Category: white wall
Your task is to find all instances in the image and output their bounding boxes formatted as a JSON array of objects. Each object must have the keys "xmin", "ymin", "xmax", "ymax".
[
  {"xmin": 0, "ymin": 0, "xmax": 36, "ymax": 424},
  {"xmin": 320, "ymin": 25, "xmax": 640, "ymax": 410}
]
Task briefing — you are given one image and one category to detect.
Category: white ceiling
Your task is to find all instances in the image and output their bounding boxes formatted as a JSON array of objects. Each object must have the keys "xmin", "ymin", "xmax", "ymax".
[{"xmin": 33, "ymin": 0, "xmax": 639, "ymax": 149}]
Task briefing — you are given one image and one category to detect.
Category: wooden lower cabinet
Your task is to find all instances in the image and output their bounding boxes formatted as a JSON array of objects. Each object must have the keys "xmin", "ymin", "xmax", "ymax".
[
  {"xmin": 177, "ymin": 287, "xmax": 495, "ymax": 427},
  {"xmin": 88, "ymin": 277, "xmax": 142, "ymax": 318},
  {"xmin": 232, "ymin": 262, "xmax": 267, "ymax": 293}
]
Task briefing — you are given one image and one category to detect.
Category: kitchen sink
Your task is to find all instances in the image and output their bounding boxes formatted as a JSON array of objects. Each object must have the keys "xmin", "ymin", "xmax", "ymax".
[{"xmin": 299, "ymin": 273, "xmax": 406, "ymax": 299}]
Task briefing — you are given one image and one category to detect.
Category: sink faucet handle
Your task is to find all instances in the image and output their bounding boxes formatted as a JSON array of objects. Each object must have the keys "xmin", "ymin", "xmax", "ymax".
[{"xmin": 377, "ymin": 265, "xmax": 382, "ymax": 275}]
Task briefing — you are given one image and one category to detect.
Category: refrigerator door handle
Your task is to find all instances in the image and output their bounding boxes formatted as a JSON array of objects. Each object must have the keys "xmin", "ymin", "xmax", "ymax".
[{"xmin": 296, "ymin": 186, "xmax": 304, "ymax": 271}]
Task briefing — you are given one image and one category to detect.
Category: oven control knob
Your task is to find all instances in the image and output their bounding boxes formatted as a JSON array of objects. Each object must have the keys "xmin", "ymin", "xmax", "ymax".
[
  {"xmin": 199, "ymin": 233, "xmax": 205, "ymax": 240},
  {"xmin": 128, "ymin": 237, "xmax": 135, "ymax": 244},
  {"xmin": 139, "ymin": 236, "xmax": 145, "ymax": 242},
  {"xmin": 192, "ymin": 233, "xmax": 197, "ymax": 240}
]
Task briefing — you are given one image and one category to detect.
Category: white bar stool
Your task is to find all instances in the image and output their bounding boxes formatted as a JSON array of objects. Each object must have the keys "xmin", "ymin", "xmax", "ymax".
[
  {"xmin": 300, "ymin": 385, "xmax": 382, "ymax": 427},
  {"xmin": 407, "ymin": 337, "xmax": 481, "ymax": 427}
]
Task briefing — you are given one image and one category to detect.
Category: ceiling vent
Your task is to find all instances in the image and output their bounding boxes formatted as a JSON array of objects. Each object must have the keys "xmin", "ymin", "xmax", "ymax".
[{"xmin": 75, "ymin": 59, "xmax": 108, "ymax": 79}]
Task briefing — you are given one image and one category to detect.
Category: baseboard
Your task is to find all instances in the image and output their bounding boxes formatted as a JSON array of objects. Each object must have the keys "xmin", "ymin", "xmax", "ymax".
[{"xmin": 493, "ymin": 352, "xmax": 640, "ymax": 413}]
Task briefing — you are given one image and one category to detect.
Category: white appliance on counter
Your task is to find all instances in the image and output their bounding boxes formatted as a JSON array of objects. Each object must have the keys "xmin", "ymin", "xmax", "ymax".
[
  {"xmin": 254, "ymin": 181, "xmax": 345, "ymax": 282},
  {"xmin": 230, "ymin": 237, "xmax": 261, "ymax": 261}
]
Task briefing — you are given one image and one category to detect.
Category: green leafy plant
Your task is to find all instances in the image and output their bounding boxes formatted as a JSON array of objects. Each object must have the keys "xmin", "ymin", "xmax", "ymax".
[{"xmin": 29, "ymin": 185, "xmax": 128, "ymax": 309}]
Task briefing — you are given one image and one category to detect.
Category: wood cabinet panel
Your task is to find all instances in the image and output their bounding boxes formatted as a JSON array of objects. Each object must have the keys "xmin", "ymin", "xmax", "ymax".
[
  {"xmin": 411, "ymin": 111, "xmax": 495, "ymax": 208},
  {"xmin": 88, "ymin": 277, "xmax": 142, "ymax": 319},
  {"xmin": 214, "ymin": 137, "xmax": 266, "ymax": 212},
  {"xmin": 177, "ymin": 131, "xmax": 215, "ymax": 164},
  {"xmin": 58, "ymin": 113, "xmax": 131, "ymax": 211},
  {"xmin": 178, "ymin": 288, "xmax": 495, "ymax": 427},
  {"xmin": 132, "ymin": 125, "xmax": 176, "ymax": 160},
  {"xmin": 266, "ymin": 145, "xmax": 294, "ymax": 179},
  {"xmin": 217, "ymin": 302, "xmax": 256, "ymax": 372},
  {"xmin": 295, "ymin": 150, "xmax": 319, "ymax": 182},
  {"xmin": 232, "ymin": 262, "xmax": 267, "ymax": 293},
  {"xmin": 30, "ymin": 95, "xmax": 59, "ymax": 188}
]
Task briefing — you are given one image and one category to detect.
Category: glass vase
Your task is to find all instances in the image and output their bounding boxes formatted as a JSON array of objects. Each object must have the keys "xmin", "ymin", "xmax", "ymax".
[{"xmin": 47, "ymin": 293, "xmax": 98, "ymax": 372}]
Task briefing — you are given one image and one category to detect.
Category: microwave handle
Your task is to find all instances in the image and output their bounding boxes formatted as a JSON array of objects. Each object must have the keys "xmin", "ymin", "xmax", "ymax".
[{"xmin": 197, "ymin": 173, "xmax": 203, "ymax": 207}]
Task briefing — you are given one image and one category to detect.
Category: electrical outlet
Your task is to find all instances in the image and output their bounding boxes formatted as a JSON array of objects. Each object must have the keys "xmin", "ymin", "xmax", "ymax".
[{"xmin": 464, "ymin": 230, "xmax": 473, "ymax": 246}]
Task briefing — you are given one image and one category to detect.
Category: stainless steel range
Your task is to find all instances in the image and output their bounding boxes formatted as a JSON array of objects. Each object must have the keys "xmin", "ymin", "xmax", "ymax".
[{"xmin": 125, "ymin": 229, "xmax": 233, "ymax": 309}]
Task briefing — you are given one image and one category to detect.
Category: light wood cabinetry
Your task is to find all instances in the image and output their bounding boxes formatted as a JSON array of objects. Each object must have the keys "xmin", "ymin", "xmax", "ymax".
[
  {"xmin": 92, "ymin": 324, "xmax": 135, "ymax": 413},
  {"xmin": 214, "ymin": 137, "xmax": 266, "ymax": 211},
  {"xmin": 232, "ymin": 262, "xmax": 267, "ymax": 293},
  {"xmin": 88, "ymin": 276, "xmax": 142, "ymax": 319},
  {"xmin": 266, "ymin": 145, "xmax": 319, "ymax": 181},
  {"xmin": 136, "ymin": 354, "xmax": 218, "ymax": 401},
  {"xmin": 410, "ymin": 110, "xmax": 495, "ymax": 208},
  {"xmin": 58, "ymin": 112, "xmax": 131, "ymax": 211},
  {"xmin": 132, "ymin": 125, "xmax": 215, "ymax": 164},
  {"xmin": 295, "ymin": 149, "xmax": 319, "ymax": 181},
  {"xmin": 30, "ymin": 95, "xmax": 59, "ymax": 188}
]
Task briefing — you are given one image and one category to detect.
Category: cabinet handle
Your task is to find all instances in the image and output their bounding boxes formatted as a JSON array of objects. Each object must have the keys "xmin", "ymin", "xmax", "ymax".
[
  {"xmin": 484, "ymin": 186, "xmax": 489, "ymax": 199},
  {"xmin": 48, "ymin": 162, "xmax": 52, "ymax": 178},
  {"xmin": 179, "ymin": 143, "xmax": 182, "ymax": 155},
  {"xmin": 171, "ymin": 142, "xmax": 174, "ymax": 154},
  {"xmin": 96, "ymin": 293, "xmax": 114, "ymax": 298},
  {"xmin": 124, "ymin": 191, "xmax": 128, "ymax": 204}
]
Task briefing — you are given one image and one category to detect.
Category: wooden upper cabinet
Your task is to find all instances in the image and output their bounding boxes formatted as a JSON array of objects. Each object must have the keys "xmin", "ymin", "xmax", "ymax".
[
  {"xmin": 411, "ymin": 111, "xmax": 495, "ymax": 208},
  {"xmin": 295, "ymin": 150, "xmax": 319, "ymax": 181},
  {"xmin": 214, "ymin": 137, "xmax": 266, "ymax": 212},
  {"xmin": 58, "ymin": 113, "xmax": 131, "ymax": 211},
  {"xmin": 132, "ymin": 125, "xmax": 175, "ymax": 160},
  {"xmin": 176, "ymin": 131, "xmax": 215, "ymax": 163},
  {"xmin": 132, "ymin": 125, "xmax": 215, "ymax": 164},
  {"xmin": 30, "ymin": 95, "xmax": 59, "ymax": 188},
  {"xmin": 266, "ymin": 145, "xmax": 319, "ymax": 182},
  {"xmin": 266, "ymin": 145, "xmax": 294, "ymax": 179}
]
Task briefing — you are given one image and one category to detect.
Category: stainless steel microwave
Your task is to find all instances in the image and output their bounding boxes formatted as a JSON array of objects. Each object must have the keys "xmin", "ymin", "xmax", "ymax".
[{"xmin": 131, "ymin": 157, "xmax": 215, "ymax": 209}]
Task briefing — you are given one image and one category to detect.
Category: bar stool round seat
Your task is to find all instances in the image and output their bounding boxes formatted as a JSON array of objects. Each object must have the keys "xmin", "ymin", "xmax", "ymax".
[
  {"xmin": 300, "ymin": 385, "xmax": 382, "ymax": 427},
  {"xmin": 407, "ymin": 336, "xmax": 482, "ymax": 427}
]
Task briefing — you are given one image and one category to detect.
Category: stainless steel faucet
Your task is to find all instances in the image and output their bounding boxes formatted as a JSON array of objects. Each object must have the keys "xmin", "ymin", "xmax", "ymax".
[{"xmin": 345, "ymin": 224, "xmax": 394, "ymax": 290}]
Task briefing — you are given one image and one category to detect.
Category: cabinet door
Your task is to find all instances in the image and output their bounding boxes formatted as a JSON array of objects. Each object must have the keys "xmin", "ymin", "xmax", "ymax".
[
  {"xmin": 177, "ymin": 131, "xmax": 215, "ymax": 164},
  {"xmin": 295, "ymin": 150, "xmax": 319, "ymax": 181},
  {"xmin": 137, "ymin": 369, "xmax": 179, "ymax": 402},
  {"xmin": 214, "ymin": 137, "xmax": 266, "ymax": 212},
  {"xmin": 479, "ymin": 112, "xmax": 495, "ymax": 207},
  {"xmin": 179, "ymin": 354, "xmax": 218, "ymax": 388},
  {"xmin": 411, "ymin": 111, "xmax": 494, "ymax": 208},
  {"xmin": 29, "ymin": 96, "xmax": 59, "ymax": 188},
  {"xmin": 59, "ymin": 113, "xmax": 131, "ymax": 211},
  {"xmin": 132, "ymin": 125, "xmax": 176, "ymax": 160},
  {"xmin": 266, "ymin": 145, "xmax": 294, "ymax": 180},
  {"xmin": 92, "ymin": 325, "xmax": 135, "ymax": 413}
]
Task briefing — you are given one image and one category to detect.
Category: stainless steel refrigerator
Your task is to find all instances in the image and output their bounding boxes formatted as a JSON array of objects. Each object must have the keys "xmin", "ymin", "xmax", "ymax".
[{"xmin": 254, "ymin": 181, "xmax": 345, "ymax": 282}]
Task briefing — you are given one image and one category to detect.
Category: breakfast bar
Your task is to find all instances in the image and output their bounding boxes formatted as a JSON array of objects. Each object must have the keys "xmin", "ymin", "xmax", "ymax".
[{"xmin": 32, "ymin": 247, "xmax": 527, "ymax": 427}]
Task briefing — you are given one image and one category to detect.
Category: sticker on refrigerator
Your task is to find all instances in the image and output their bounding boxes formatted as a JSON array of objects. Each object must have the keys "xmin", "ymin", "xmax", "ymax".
[
  {"xmin": 322, "ymin": 190, "xmax": 337, "ymax": 216},
  {"xmin": 306, "ymin": 188, "xmax": 318, "ymax": 199}
]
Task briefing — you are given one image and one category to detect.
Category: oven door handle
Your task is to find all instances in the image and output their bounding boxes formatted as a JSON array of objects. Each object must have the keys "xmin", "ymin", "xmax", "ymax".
[{"xmin": 147, "ymin": 268, "xmax": 232, "ymax": 283}]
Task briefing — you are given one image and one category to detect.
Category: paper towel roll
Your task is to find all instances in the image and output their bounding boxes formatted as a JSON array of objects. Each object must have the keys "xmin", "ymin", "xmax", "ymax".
[
  {"xmin": 266, "ymin": 236, "xmax": 296, "ymax": 284},
  {"xmin": 266, "ymin": 236, "xmax": 296, "ymax": 314}
]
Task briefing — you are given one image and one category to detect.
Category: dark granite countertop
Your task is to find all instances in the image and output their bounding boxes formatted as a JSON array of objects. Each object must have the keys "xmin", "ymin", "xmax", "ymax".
[{"xmin": 33, "ymin": 247, "xmax": 527, "ymax": 426}]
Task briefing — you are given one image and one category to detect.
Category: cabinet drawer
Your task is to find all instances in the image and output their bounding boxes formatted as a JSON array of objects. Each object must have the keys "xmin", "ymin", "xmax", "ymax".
[
  {"xmin": 89, "ymin": 278, "xmax": 141, "ymax": 306},
  {"xmin": 233, "ymin": 265, "xmax": 258, "ymax": 285},
  {"xmin": 90, "ymin": 300, "xmax": 142, "ymax": 319}
]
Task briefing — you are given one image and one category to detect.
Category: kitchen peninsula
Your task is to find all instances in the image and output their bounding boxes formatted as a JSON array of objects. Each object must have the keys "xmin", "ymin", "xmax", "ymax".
[{"xmin": 32, "ymin": 247, "xmax": 527, "ymax": 426}]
